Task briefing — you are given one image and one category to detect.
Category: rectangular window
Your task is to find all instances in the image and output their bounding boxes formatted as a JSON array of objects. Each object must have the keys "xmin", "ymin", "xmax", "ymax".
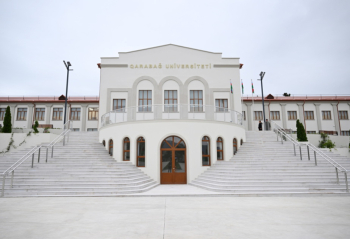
[
  {"xmin": 0, "ymin": 108, "xmax": 6, "ymax": 121},
  {"xmin": 87, "ymin": 128, "xmax": 98, "ymax": 131},
  {"xmin": 138, "ymin": 90, "xmax": 152, "ymax": 112},
  {"xmin": 306, "ymin": 131, "xmax": 316, "ymax": 134},
  {"xmin": 341, "ymin": 131, "xmax": 350, "ymax": 136},
  {"xmin": 113, "ymin": 99, "xmax": 126, "ymax": 111},
  {"xmin": 17, "ymin": 108, "xmax": 27, "ymax": 121},
  {"xmin": 164, "ymin": 90, "xmax": 178, "ymax": 112},
  {"xmin": 70, "ymin": 108, "xmax": 81, "ymax": 121},
  {"xmin": 288, "ymin": 111, "xmax": 297, "ymax": 120},
  {"xmin": 339, "ymin": 111, "xmax": 349, "ymax": 120},
  {"xmin": 190, "ymin": 90, "xmax": 203, "ymax": 112},
  {"xmin": 35, "ymin": 108, "xmax": 45, "ymax": 121},
  {"xmin": 304, "ymin": 111, "xmax": 314, "ymax": 120},
  {"xmin": 215, "ymin": 99, "xmax": 228, "ymax": 112},
  {"xmin": 242, "ymin": 111, "xmax": 246, "ymax": 121},
  {"xmin": 254, "ymin": 111, "xmax": 263, "ymax": 121},
  {"xmin": 52, "ymin": 108, "xmax": 63, "ymax": 121},
  {"xmin": 88, "ymin": 108, "xmax": 99, "ymax": 120},
  {"xmin": 72, "ymin": 128, "xmax": 80, "ymax": 132},
  {"xmin": 270, "ymin": 111, "xmax": 280, "ymax": 120},
  {"xmin": 322, "ymin": 111, "xmax": 332, "ymax": 120}
]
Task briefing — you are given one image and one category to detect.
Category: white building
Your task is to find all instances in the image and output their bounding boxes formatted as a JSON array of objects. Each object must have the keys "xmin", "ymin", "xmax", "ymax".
[{"xmin": 1, "ymin": 44, "xmax": 349, "ymax": 185}]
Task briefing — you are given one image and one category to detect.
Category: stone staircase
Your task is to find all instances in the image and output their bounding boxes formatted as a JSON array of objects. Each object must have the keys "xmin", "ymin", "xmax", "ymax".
[
  {"xmin": 190, "ymin": 131, "xmax": 350, "ymax": 196},
  {"xmin": 0, "ymin": 132, "xmax": 158, "ymax": 197}
]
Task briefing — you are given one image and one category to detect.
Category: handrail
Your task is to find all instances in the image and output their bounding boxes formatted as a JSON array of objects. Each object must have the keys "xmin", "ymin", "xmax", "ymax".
[
  {"xmin": 271, "ymin": 121, "xmax": 349, "ymax": 192},
  {"xmin": 101, "ymin": 104, "xmax": 244, "ymax": 127},
  {"xmin": 1, "ymin": 120, "xmax": 73, "ymax": 197}
]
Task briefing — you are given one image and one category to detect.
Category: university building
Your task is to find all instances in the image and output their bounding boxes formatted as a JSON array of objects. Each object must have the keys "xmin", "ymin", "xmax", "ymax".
[{"xmin": 1, "ymin": 44, "xmax": 350, "ymax": 185}]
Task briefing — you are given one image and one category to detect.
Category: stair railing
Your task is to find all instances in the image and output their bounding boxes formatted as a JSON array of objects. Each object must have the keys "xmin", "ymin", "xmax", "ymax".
[
  {"xmin": 0, "ymin": 120, "xmax": 73, "ymax": 197},
  {"xmin": 271, "ymin": 121, "xmax": 349, "ymax": 192}
]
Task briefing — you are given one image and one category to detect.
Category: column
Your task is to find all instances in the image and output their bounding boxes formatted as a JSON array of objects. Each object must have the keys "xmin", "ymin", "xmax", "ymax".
[
  {"xmin": 81, "ymin": 104, "xmax": 88, "ymax": 132},
  {"xmin": 331, "ymin": 103, "xmax": 340, "ymax": 135},
  {"xmin": 314, "ymin": 103, "xmax": 322, "ymax": 133},
  {"xmin": 45, "ymin": 104, "xmax": 52, "ymax": 125},
  {"xmin": 27, "ymin": 105, "xmax": 34, "ymax": 129},
  {"xmin": 280, "ymin": 103, "xmax": 287, "ymax": 129},
  {"xmin": 245, "ymin": 103, "xmax": 252, "ymax": 131},
  {"xmin": 297, "ymin": 103, "xmax": 305, "ymax": 126},
  {"xmin": 9, "ymin": 104, "xmax": 17, "ymax": 126}
]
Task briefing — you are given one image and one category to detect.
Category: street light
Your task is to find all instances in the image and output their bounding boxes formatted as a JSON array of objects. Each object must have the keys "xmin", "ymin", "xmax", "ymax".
[
  {"xmin": 257, "ymin": 72, "xmax": 266, "ymax": 130},
  {"xmin": 63, "ymin": 61, "xmax": 73, "ymax": 125}
]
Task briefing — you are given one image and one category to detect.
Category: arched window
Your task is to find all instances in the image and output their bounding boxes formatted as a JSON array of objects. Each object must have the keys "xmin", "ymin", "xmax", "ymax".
[
  {"xmin": 233, "ymin": 138, "xmax": 237, "ymax": 155},
  {"xmin": 109, "ymin": 139, "xmax": 113, "ymax": 156},
  {"xmin": 123, "ymin": 137, "xmax": 130, "ymax": 161},
  {"xmin": 102, "ymin": 140, "xmax": 105, "ymax": 147},
  {"xmin": 240, "ymin": 139, "xmax": 243, "ymax": 145},
  {"xmin": 202, "ymin": 136, "xmax": 210, "ymax": 166},
  {"xmin": 217, "ymin": 137, "xmax": 224, "ymax": 160},
  {"xmin": 137, "ymin": 137, "xmax": 145, "ymax": 167}
]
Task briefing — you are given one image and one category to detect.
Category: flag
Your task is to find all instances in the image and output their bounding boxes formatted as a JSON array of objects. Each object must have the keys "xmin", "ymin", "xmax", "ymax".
[
  {"xmin": 241, "ymin": 80, "xmax": 244, "ymax": 94},
  {"xmin": 251, "ymin": 79, "xmax": 254, "ymax": 94},
  {"xmin": 230, "ymin": 80, "xmax": 233, "ymax": 94}
]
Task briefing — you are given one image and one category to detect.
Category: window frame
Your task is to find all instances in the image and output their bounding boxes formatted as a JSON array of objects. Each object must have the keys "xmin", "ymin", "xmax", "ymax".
[
  {"xmin": 270, "ymin": 111, "xmax": 280, "ymax": 120},
  {"xmin": 254, "ymin": 111, "xmax": 263, "ymax": 121},
  {"xmin": 123, "ymin": 137, "xmax": 130, "ymax": 161},
  {"xmin": 287, "ymin": 111, "xmax": 297, "ymax": 120},
  {"xmin": 35, "ymin": 108, "xmax": 45, "ymax": 121},
  {"xmin": 215, "ymin": 99, "xmax": 228, "ymax": 112},
  {"xmin": 0, "ymin": 108, "xmax": 6, "ymax": 121},
  {"xmin": 216, "ymin": 137, "xmax": 224, "ymax": 161},
  {"xmin": 70, "ymin": 108, "xmax": 81, "ymax": 121},
  {"xmin": 339, "ymin": 111, "xmax": 349, "ymax": 120},
  {"xmin": 322, "ymin": 111, "xmax": 332, "ymax": 120},
  {"xmin": 136, "ymin": 137, "xmax": 146, "ymax": 167},
  {"xmin": 113, "ymin": 99, "xmax": 126, "ymax": 111},
  {"xmin": 164, "ymin": 90, "xmax": 178, "ymax": 112},
  {"xmin": 304, "ymin": 111, "xmax": 315, "ymax": 120},
  {"xmin": 190, "ymin": 90, "xmax": 203, "ymax": 112},
  {"xmin": 16, "ymin": 108, "xmax": 27, "ymax": 121},
  {"xmin": 52, "ymin": 108, "xmax": 63, "ymax": 121},
  {"xmin": 88, "ymin": 107, "xmax": 99, "ymax": 121},
  {"xmin": 202, "ymin": 136, "xmax": 211, "ymax": 166},
  {"xmin": 138, "ymin": 90, "xmax": 152, "ymax": 112}
]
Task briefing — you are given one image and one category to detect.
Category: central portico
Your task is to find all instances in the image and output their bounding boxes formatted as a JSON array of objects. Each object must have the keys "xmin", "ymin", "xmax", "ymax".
[{"xmin": 98, "ymin": 44, "xmax": 245, "ymax": 184}]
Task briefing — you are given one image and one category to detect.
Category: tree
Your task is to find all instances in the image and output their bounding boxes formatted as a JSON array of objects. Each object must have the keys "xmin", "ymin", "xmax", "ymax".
[
  {"xmin": 33, "ymin": 120, "xmax": 39, "ymax": 133},
  {"xmin": 296, "ymin": 119, "xmax": 308, "ymax": 142},
  {"xmin": 2, "ymin": 106, "xmax": 12, "ymax": 133}
]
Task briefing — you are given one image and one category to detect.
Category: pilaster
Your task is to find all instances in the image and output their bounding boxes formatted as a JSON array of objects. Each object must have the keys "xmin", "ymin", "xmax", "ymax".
[
  {"xmin": 9, "ymin": 104, "xmax": 17, "ymax": 126},
  {"xmin": 280, "ymin": 103, "xmax": 287, "ymax": 129},
  {"xmin": 45, "ymin": 104, "xmax": 53, "ymax": 124},
  {"xmin": 314, "ymin": 103, "xmax": 321, "ymax": 132},
  {"xmin": 245, "ymin": 103, "xmax": 252, "ymax": 131},
  {"xmin": 81, "ymin": 104, "xmax": 88, "ymax": 132},
  {"xmin": 27, "ymin": 105, "xmax": 34, "ymax": 129},
  {"xmin": 297, "ymin": 103, "xmax": 305, "ymax": 127},
  {"xmin": 331, "ymin": 103, "xmax": 340, "ymax": 135}
]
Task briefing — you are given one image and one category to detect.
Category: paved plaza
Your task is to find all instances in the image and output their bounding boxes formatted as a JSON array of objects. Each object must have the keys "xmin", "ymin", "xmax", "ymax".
[{"xmin": 1, "ymin": 194, "xmax": 350, "ymax": 239}]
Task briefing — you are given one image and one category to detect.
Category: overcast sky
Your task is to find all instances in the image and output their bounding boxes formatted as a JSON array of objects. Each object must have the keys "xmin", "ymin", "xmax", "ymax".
[{"xmin": 0, "ymin": 0, "xmax": 349, "ymax": 97}]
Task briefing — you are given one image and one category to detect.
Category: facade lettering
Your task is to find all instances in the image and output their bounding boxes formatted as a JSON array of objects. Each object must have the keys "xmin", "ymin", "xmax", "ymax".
[{"xmin": 130, "ymin": 63, "xmax": 212, "ymax": 69}]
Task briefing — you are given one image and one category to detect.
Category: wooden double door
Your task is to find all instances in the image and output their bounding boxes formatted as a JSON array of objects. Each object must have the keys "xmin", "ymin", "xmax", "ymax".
[{"xmin": 160, "ymin": 136, "xmax": 187, "ymax": 184}]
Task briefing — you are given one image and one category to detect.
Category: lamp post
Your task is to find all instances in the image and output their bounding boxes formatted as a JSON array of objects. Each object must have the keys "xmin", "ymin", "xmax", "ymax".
[
  {"xmin": 63, "ymin": 61, "xmax": 73, "ymax": 126},
  {"xmin": 257, "ymin": 72, "xmax": 266, "ymax": 130}
]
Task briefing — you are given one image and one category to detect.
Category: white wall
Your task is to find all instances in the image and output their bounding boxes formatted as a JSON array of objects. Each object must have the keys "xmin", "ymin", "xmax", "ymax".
[{"xmin": 99, "ymin": 120, "xmax": 246, "ymax": 184}]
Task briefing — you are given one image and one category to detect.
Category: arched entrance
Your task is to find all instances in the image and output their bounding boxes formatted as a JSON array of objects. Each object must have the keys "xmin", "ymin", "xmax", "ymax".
[
  {"xmin": 160, "ymin": 136, "xmax": 186, "ymax": 184},
  {"xmin": 233, "ymin": 138, "xmax": 237, "ymax": 155}
]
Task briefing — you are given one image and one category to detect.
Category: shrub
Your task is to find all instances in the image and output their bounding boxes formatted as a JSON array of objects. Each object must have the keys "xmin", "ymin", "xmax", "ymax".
[
  {"xmin": 296, "ymin": 119, "xmax": 308, "ymax": 142},
  {"xmin": 43, "ymin": 127, "xmax": 50, "ymax": 133},
  {"xmin": 318, "ymin": 133, "xmax": 336, "ymax": 151},
  {"xmin": 33, "ymin": 120, "xmax": 39, "ymax": 133},
  {"xmin": 2, "ymin": 106, "xmax": 12, "ymax": 133}
]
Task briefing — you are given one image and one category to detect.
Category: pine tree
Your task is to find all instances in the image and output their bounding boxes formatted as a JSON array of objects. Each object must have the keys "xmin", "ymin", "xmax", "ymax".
[
  {"xmin": 296, "ymin": 119, "xmax": 308, "ymax": 142},
  {"xmin": 2, "ymin": 106, "xmax": 12, "ymax": 133},
  {"xmin": 33, "ymin": 120, "xmax": 39, "ymax": 133}
]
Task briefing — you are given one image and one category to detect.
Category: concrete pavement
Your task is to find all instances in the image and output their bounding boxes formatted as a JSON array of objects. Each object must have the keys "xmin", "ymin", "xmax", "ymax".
[{"xmin": 1, "ymin": 196, "xmax": 350, "ymax": 239}]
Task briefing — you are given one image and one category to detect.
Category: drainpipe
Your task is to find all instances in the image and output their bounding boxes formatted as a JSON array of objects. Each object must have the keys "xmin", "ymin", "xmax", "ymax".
[{"xmin": 337, "ymin": 101, "xmax": 341, "ymax": 135}]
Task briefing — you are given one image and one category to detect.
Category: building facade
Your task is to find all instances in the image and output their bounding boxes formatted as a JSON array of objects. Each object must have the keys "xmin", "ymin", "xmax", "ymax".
[{"xmin": 1, "ymin": 45, "xmax": 350, "ymax": 185}]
